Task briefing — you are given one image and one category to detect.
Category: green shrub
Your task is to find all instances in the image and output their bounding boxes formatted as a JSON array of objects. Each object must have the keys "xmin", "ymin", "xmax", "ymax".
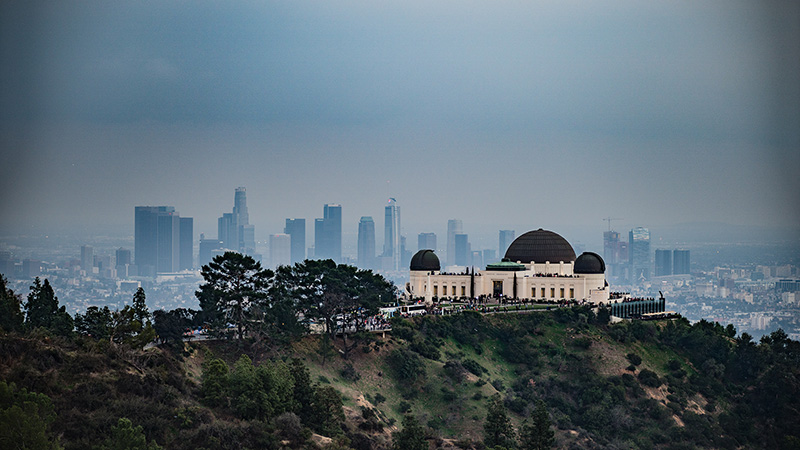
[
  {"xmin": 387, "ymin": 348, "xmax": 426, "ymax": 382},
  {"xmin": 340, "ymin": 364, "xmax": 361, "ymax": 382},
  {"xmin": 626, "ymin": 353, "xmax": 642, "ymax": 366},
  {"xmin": 638, "ymin": 369, "xmax": 661, "ymax": 388},
  {"xmin": 462, "ymin": 358, "xmax": 487, "ymax": 376}
]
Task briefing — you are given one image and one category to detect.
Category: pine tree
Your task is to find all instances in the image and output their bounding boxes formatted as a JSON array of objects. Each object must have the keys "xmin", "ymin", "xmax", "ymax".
[
  {"xmin": 0, "ymin": 275, "xmax": 24, "ymax": 332},
  {"xmin": 132, "ymin": 288, "xmax": 150, "ymax": 325},
  {"xmin": 24, "ymin": 278, "xmax": 72, "ymax": 336},
  {"xmin": 520, "ymin": 400, "xmax": 554, "ymax": 450},
  {"xmin": 392, "ymin": 414, "xmax": 427, "ymax": 450},
  {"xmin": 484, "ymin": 396, "xmax": 516, "ymax": 449},
  {"xmin": 101, "ymin": 417, "xmax": 162, "ymax": 450}
]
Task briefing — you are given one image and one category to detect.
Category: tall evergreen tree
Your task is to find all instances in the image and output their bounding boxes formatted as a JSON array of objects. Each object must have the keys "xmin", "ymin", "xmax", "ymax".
[
  {"xmin": 0, "ymin": 275, "xmax": 24, "ymax": 332},
  {"xmin": 196, "ymin": 252, "xmax": 273, "ymax": 340},
  {"xmin": 100, "ymin": 417, "xmax": 162, "ymax": 450},
  {"xmin": 484, "ymin": 396, "xmax": 516, "ymax": 449},
  {"xmin": 392, "ymin": 414, "xmax": 427, "ymax": 450},
  {"xmin": 74, "ymin": 306, "xmax": 112, "ymax": 340},
  {"xmin": 24, "ymin": 278, "xmax": 72, "ymax": 336},
  {"xmin": 131, "ymin": 288, "xmax": 150, "ymax": 325},
  {"xmin": 519, "ymin": 400, "xmax": 554, "ymax": 450}
]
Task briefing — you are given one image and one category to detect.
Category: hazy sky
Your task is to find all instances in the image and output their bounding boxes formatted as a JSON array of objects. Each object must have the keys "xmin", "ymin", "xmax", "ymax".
[{"xmin": 1, "ymin": 1, "xmax": 798, "ymax": 248}]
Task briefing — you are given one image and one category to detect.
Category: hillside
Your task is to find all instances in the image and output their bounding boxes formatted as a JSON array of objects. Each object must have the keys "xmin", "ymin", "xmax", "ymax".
[{"xmin": 2, "ymin": 307, "xmax": 799, "ymax": 449}]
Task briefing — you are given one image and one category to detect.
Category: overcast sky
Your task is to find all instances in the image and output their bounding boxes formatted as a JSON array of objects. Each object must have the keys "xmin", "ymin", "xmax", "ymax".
[{"xmin": 1, "ymin": 1, "xmax": 798, "ymax": 249}]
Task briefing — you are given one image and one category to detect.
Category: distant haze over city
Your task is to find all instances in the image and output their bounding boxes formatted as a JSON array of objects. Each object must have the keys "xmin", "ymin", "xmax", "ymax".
[{"xmin": 1, "ymin": 1, "xmax": 798, "ymax": 245}]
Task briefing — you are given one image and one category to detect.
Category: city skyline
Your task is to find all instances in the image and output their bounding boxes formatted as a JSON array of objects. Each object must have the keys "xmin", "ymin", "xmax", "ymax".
[{"xmin": 1, "ymin": 1, "xmax": 798, "ymax": 242}]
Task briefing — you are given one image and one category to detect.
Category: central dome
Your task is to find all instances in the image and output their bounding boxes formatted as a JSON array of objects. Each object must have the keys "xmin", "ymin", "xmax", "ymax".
[
  {"xmin": 503, "ymin": 229, "xmax": 576, "ymax": 264},
  {"xmin": 410, "ymin": 249, "xmax": 440, "ymax": 271}
]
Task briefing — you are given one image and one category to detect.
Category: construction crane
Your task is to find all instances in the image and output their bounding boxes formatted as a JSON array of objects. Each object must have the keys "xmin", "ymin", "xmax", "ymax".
[{"xmin": 603, "ymin": 217, "xmax": 623, "ymax": 232}]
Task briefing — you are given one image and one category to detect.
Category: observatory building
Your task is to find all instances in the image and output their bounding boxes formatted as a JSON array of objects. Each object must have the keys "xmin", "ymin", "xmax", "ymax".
[{"xmin": 408, "ymin": 229, "xmax": 609, "ymax": 304}]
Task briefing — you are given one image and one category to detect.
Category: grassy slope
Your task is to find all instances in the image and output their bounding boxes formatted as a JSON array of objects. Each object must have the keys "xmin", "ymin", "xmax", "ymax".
[{"xmin": 1, "ymin": 311, "xmax": 743, "ymax": 449}]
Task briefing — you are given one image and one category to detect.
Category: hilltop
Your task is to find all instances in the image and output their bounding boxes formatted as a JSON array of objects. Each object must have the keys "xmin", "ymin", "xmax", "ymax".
[{"xmin": 2, "ymin": 306, "xmax": 799, "ymax": 450}]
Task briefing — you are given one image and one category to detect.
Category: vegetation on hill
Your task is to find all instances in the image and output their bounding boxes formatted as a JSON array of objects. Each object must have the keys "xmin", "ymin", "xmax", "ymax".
[{"xmin": 2, "ymin": 265, "xmax": 800, "ymax": 449}]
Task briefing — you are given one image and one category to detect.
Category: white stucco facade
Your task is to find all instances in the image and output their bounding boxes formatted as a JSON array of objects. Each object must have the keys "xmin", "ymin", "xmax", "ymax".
[{"xmin": 407, "ymin": 229, "xmax": 609, "ymax": 305}]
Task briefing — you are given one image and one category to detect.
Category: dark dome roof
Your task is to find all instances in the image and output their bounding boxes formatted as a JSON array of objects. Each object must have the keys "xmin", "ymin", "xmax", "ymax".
[
  {"xmin": 574, "ymin": 252, "xmax": 606, "ymax": 274},
  {"xmin": 410, "ymin": 249, "xmax": 440, "ymax": 271},
  {"xmin": 503, "ymin": 229, "xmax": 576, "ymax": 264}
]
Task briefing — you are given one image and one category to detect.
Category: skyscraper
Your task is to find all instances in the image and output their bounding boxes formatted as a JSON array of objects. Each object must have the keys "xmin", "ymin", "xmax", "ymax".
[
  {"xmin": 603, "ymin": 231, "xmax": 620, "ymax": 265},
  {"xmin": 157, "ymin": 208, "xmax": 180, "ymax": 273},
  {"xmin": 629, "ymin": 227, "xmax": 651, "ymax": 281},
  {"xmin": 499, "ymin": 230, "xmax": 515, "ymax": 258},
  {"xmin": 673, "ymin": 249, "xmax": 691, "ymax": 275},
  {"xmin": 218, "ymin": 213, "xmax": 236, "ymax": 250},
  {"xmin": 446, "ymin": 219, "xmax": 463, "ymax": 266},
  {"xmin": 358, "ymin": 216, "xmax": 376, "ymax": 269},
  {"xmin": 284, "ymin": 218, "xmax": 306, "ymax": 264},
  {"xmin": 383, "ymin": 198, "xmax": 401, "ymax": 271},
  {"xmin": 234, "ymin": 187, "xmax": 249, "ymax": 226},
  {"xmin": 454, "ymin": 233, "xmax": 470, "ymax": 266},
  {"xmin": 135, "ymin": 206, "xmax": 190, "ymax": 275},
  {"xmin": 654, "ymin": 249, "xmax": 672, "ymax": 276},
  {"xmin": 269, "ymin": 234, "xmax": 291, "ymax": 268},
  {"xmin": 417, "ymin": 232, "xmax": 437, "ymax": 252},
  {"xmin": 198, "ymin": 234, "xmax": 222, "ymax": 268},
  {"xmin": 315, "ymin": 204, "xmax": 342, "ymax": 262},
  {"xmin": 115, "ymin": 248, "xmax": 131, "ymax": 268},
  {"xmin": 218, "ymin": 187, "xmax": 255, "ymax": 255},
  {"xmin": 80, "ymin": 245, "xmax": 93, "ymax": 273}
]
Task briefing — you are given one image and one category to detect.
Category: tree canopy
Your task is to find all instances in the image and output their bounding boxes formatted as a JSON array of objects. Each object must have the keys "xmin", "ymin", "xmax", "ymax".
[
  {"xmin": 196, "ymin": 252, "xmax": 274, "ymax": 340},
  {"xmin": 24, "ymin": 278, "xmax": 72, "ymax": 336}
]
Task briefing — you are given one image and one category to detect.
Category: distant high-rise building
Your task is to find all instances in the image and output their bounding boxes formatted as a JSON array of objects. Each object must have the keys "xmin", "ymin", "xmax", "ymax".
[
  {"xmin": 673, "ymin": 249, "xmax": 691, "ymax": 275},
  {"xmin": 218, "ymin": 187, "xmax": 255, "ymax": 255},
  {"xmin": 483, "ymin": 249, "xmax": 496, "ymax": 265},
  {"xmin": 284, "ymin": 219, "xmax": 306, "ymax": 264},
  {"xmin": 603, "ymin": 231, "xmax": 621, "ymax": 265},
  {"xmin": 218, "ymin": 213, "xmax": 236, "ymax": 250},
  {"xmin": 80, "ymin": 245, "xmax": 94, "ymax": 273},
  {"xmin": 454, "ymin": 233, "xmax": 470, "ymax": 266},
  {"xmin": 499, "ymin": 230, "xmax": 515, "ymax": 258},
  {"xmin": 0, "ymin": 251, "xmax": 13, "ymax": 278},
  {"xmin": 471, "ymin": 251, "xmax": 483, "ymax": 269},
  {"xmin": 382, "ymin": 198, "xmax": 401, "ymax": 271},
  {"xmin": 654, "ymin": 249, "xmax": 672, "ymax": 276},
  {"xmin": 135, "ymin": 206, "xmax": 190, "ymax": 275},
  {"xmin": 446, "ymin": 219, "xmax": 463, "ymax": 266},
  {"xmin": 115, "ymin": 248, "xmax": 131, "ymax": 267},
  {"xmin": 115, "ymin": 248, "xmax": 131, "ymax": 276},
  {"xmin": 234, "ymin": 187, "xmax": 249, "ymax": 226},
  {"xmin": 358, "ymin": 216, "xmax": 376, "ymax": 269},
  {"xmin": 315, "ymin": 204, "xmax": 342, "ymax": 262},
  {"xmin": 269, "ymin": 234, "xmax": 291, "ymax": 268},
  {"xmin": 418, "ymin": 232, "xmax": 437, "ymax": 252},
  {"xmin": 22, "ymin": 259, "xmax": 41, "ymax": 278},
  {"xmin": 198, "ymin": 234, "xmax": 223, "ymax": 268},
  {"xmin": 629, "ymin": 227, "xmax": 651, "ymax": 281},
  {"xmin": 179, "ymin": 217, "xmax": 193, "ymax": 270},
  {"xmin": 240, "ymin": 225, "xmax": 255, "ymax": 255}
]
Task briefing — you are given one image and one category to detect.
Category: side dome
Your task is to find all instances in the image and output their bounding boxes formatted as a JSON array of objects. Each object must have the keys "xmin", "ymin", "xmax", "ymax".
[
  {"xmin": 574, "ymin": 252, "xmax": 606, "ymax": 274},
  {"xmin": 410, "ymin": 249, "xmax": 440, "ymax": 271},
  {"xmin": 504, "ymin": 229, "xmax": 576, "ymax": 263}
]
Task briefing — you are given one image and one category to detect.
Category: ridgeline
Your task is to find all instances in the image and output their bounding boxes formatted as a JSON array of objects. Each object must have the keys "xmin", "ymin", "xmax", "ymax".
[{"xmin": 2, "ymin": 305, "xmax": 799, "ymax": 450}]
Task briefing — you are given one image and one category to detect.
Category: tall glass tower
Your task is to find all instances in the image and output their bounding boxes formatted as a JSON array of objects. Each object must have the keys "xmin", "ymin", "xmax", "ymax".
[
  {"xmin": 629, "ymin": 227, "xmax": 651, "ymax": 281},
  {"xmin": 446, "ymin": 219, "xmax": 463, "ymax": 267},
  {"xmin": 218, "ymin": 187, "xmax": 255, "ymax": 255},
  {"xmin": 284, "ymin": 218, "xmax": 306, "ymax": 264},
  {"xmin": 358, "ymin": 216, "xmax": 375, "ymax": 269},
  {"xmin": 315, "ymin": 204, "xmax": 342, "ymax": 262},
  {"xmin": 383, "ymin": 198, "xmax": 401, "ymax": 271},
  {"xmin": 499, "ymin": 230, "xmax": 515, "ymax": 258}
]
